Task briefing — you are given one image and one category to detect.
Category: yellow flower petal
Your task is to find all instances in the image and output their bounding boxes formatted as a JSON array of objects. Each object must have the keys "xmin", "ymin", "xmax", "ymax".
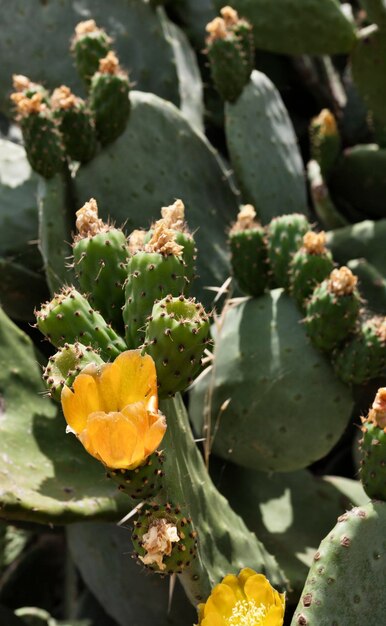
[
  {"xmin": 61, "ymin": 373, "xmax": 101, "ymax": 434},
  {"xmin": 79, "ymin": 410, "xmax": 139, "ymax": 468},
  {"xmin": 204, "ymin": 583, "xmax": 238, "ymax": 619},
  {"xmin": 264, "ymin": 604, "xmax": 286, "ymax": 625},
  {"xmin": 201, "ymin": 613, "xmax": 226, "ymax": 626},
  {"xmin": 244, "ymin": 574, "xmax": 276, "ymax": 607},
  {"xmin": 98, "ymin": 350, "xmax": 158, "ymax": 412}
]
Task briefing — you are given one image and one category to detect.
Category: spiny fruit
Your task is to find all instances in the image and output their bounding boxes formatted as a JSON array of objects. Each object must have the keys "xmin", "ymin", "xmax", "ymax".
[
  {"xmin": 72, "ymin": 198, "xmax": 129, "ymax": 330},
  {"xmin": 266, "ymin": 213, "xmax": 310, "ymax": 290},
  {"xmin": 106, "ymin": 450, "xmax": 165, "ymax": 501},
  {"xmin": 123, "ymin": 221, "xmax": 188, "ymax": 349},
  {"xmin": 42, "ymin": 342, "xmax": 104, "ymax": 401},
  {"xmin": 206, "ymin": 6, "xmax": 254, "ymax": 102},
  {"xmin": 309, "ymin": 108, "xmax": 341, "ymax": 181},
  {"xmin": 144, "ymin": 295, "xmax": 210, "ymax": 398},
  {"xmin": 89, "ymin": 51, "xmax": 130, "ymax": 145},
  {"xmin": 132, "ymin": 502, "xmax": 198, "ymax": 574},
  {"xmin": 51, "ymin": 86, "xmax": 97, "ymax": 163},
  {"xmin": 304, "ymin": 266, "xmax": 361, "ymax": 352},
  {"xmin": 10, "ymin": 90, "xmax": 64, "ymax": 178},
  {"xmin": 229, "ymin": 204, "xmax": 269, "ymax": 297},
  {"xmin": 71, "ymin": 19, "xmax": 112, "ymax": 85},
  {"xmin": 12, "ymin": 73, "xmax": 49, "ymax": 102},
  {"xmin": 333, "ymin": 315, "xmax": 386, "ymax": 385},
  {"xmin": 290, "ymin": 231, "xmax": 334, "ymax": 309},
  {"xmin": 360, "ymin": 387, "xmax": 386, "ymax": 501},
  {"xmin": 35, "ymin": 286, "xmax": 126, "ymax": 360}
]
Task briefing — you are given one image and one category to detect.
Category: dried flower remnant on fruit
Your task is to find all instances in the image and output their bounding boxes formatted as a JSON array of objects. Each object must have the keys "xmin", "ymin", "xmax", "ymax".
[
  {"xmin": 160, "ymin": 199, "xmax": 186, "ymax": 232},
  {"xmin": 328, "ymin": 267, "xmax": 358, "ymax": 296},
  {"xmin": 12, "ymin": 74, "xmax": 32, "ymax": 91},
  {"xmin": 128, "ymin": 229, "xmax": 146, "ymax": 254},
  {"xmin": 221, "ymin": 5, "xmax": 239, "ymax": 26},
  {"xmin": 368, "ymin": 387, "xmax": 386, "ymax": 430},
  {"xmin": 51, "ymin": 86, "xmax": 78, "ymax": 110},
  {"xmin": 317, "ymin": 109, "xmax": 338, "ymax": 136},
  {"xmin": 302, "ymin": 231, "xmax": 327, "ymax": 255},
  {"xmin": 10, "ymin": 92, "xmax": 46, "ymax": 117},
  {"xmin": 206, "ymin": 17, "xmax": 228, "ymax": 43},
  {"xmin": 139, "ymin": 518, "xmax": 180, "ymax": 571},
  {"xmin": 75, "ymin": 198, "xmax": 106, "ymax": 239},
  {"xmin": 99, "ymin": 51, "xmax": 120, "ymax": 75},
  {"xmin": 146, "ymin": 222, "xmax": 183, "ymax": 256},
  {"xmin": 230, "ymin": 204, "xmax": 259, "ymax": 233}
]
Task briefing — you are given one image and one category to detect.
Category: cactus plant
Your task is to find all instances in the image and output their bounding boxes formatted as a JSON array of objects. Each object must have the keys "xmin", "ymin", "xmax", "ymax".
[
  {"xmin": 359, "ymin": 386, "xmax": 386, "ymax": 501},
  {"xmin": 267, "ymin": 214, "xmax": 310, "ymax": 289},
  {"xmin": 290, "ymin": 231, "xmax": 334, "ymax": 308}
]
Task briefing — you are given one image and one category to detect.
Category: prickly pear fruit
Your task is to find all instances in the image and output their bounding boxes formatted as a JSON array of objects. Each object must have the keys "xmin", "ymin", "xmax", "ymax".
[
  {"xmin": 35, "ymin": 286, "xmax": 126, "ymax": 360},
  {"xmin": 144, "ymin": 200, "xmax": 197, "ymax": 285},
  {"xmin": 206, "ymin": 7, "xmax": 254, "ymax": 102},
  {"xmin": 42, "ymin": 342, "xmax": 104, "ymax": 401},
  {"xmin": 229, "ymin": 204, "xmax": 269, "ymax": 297},
  {"xmin": 290, "ymin": 231, "xmax": 334, "ymax": 309},
  {"xmin": 266, "ymin": 214, "xmax": 310, "ymax": 289},
  {"xmin": 106, "ymin": 450, "xmax": 165, "ymax": 500},
  {"xmin": 144, "ymin": 296, "xmax": 210, "ymax": 398},
  {"xmin": 71, "ymin": 20, "xmax": 112, "ymax": 85},
  {"xmin": 291, "ymin": 501, "xmax": 386, "ymax": 626},
  {"xmin": 304, "ymin": 267, "xmax": 361, "ymax": 352},
  {"xmin": 123, "ymin": 222, "xmax": 188, "ymax": 349},
  {"xmin": 309, "ymin": 109, "xmax": 341, "ymax": 181},
  {"xmin": 89, "ymin": 51, "xmax": 130, "ymax": 145},
  {"xmin": 333, "ymin": 316, "xmax": 386, "ymax": 384},
  {"xmin": 10, "ymin": 91, "xmax": 64, "ymax": 178},
  {"xmin": 73, "ymin": 199, "xmax": 129, "ymax": 330},
  {"xmin": 51, "ymin": 86, "xmax": 97, "ymax": 163},
  {"xmin": 360, "ymin": 387, "xmax": 386, "ymax": 501},
  {"xmin": 132, "ymin": 502, "xmax": 198, "ymax": 574}
]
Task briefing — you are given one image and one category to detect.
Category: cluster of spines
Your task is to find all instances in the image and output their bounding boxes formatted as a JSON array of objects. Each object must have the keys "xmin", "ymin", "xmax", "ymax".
[
  {"xmin": 205, "ymin": 6, "xmax": 254, "ymax": 102},
  {"xmin": 10, "ymin": 20, "xmax": 130, "ymax": 177},
  {"xmin": 132, "ymin": 502, "xmax": 198, "ymax": 574},
  {"xmin": 106, "ymin": 450, "xmax": 165, "ymax": 501},
  {"xmin": 144, "ymin": 295, "xmax": 211, "ymax": 398}
]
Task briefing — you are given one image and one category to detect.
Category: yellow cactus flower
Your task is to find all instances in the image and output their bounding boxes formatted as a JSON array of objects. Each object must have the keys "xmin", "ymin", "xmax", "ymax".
[
  {"xmin": 197, "ymin": 568, "xmax": 285, "ymax": 626},
  {"xmin": 61, "ymin": 350, "xmax": 166, "ymax": 470}
]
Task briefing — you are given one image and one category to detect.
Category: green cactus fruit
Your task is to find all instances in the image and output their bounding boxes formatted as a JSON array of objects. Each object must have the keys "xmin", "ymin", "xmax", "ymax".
[
  {"xmin": 71, "ymin": 19, "xmax": 112, "ymax": 86},
  {"xmin": 359, "ymin": 387, "xmax": 386, "ymax": 501},
  {"xmin": 267, "ymin": 214, "xmax": 310, "ymax": 289},
  {"xmin": 42, "ymin": 342, "xmax": 104, "ymax": 402},
  {"xmin": 205, "ymin": 7, "xmax": 254, "ymax": 102},
  {"xmin": 10, "ymin": 91, "xmax": 64, "ymax": 178},
  {"xmin": 304, "ymin": 266, "xmax": 361, "ymax": 352},
  {"xmin": 229, "ymin": 204, "xmax": 269, "ymax": 297},
  {"xmin": 132, "ymin": 502, "xmax": 198, "ymax": 574},
  {"xmin": 89, "ymin": 51, "xmax": 130, "ymax": 146},
  {"xmin": 123, "ymin": 223, "xmax": 188, "ymax": 349},
  {"xmin": 106, "ymin": 450, "xmax": 165, "ymax": 501},
  {"xmin": 309, "ymin": 109, "xmax": 341, "ymax": 181},
  {"xmin": 143, "ymin": 200, "xmax": 197, "ymax": 285},
  {"xmin": 333, "ymin": 316, "xmax": 386, "ymax": 385},
  {"xmin": 144, "ymin": 295, "xmax": 210, "ymax": 398},
  {"xmin": 290, "ymin": 231, "xmax": 334, "ymax": 309},
  {"xmin": 50, "ymin": 86, "xmax": 97, "ymax": 163},
  {"xmin": 35, "ymin": 286, "xmax": 126, "ymax": 360},
  {"xmin": 72, "ymin": 198, "xmax": 129, "ymax": 330},
  {"xmin": 291, "ymin": 501, "xmax": 386, "ymax": 626}
]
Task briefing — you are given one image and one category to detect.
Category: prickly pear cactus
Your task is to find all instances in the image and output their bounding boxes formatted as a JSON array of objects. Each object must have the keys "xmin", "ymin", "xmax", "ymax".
[
  {"xmin": 333, "ymin": 316, "xmax": 386, "ymax": 384},
  {"xmin": 290, "ymin": 231, "xmax": 334, "ymax": 308},
  {"xmin": 291, "ymin": 502, "xmax": 386, "ymax": 625},
  {"xmin": 189, "ymin": 290, "xmax": 353, "ymax": 472},
  {"xmin": 267, "ymin": 214, "xmax": 310, "ymax": 289},
  {"xmin": 359, "ymin": 387, "xmax": 386, "ymax": 501}
]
